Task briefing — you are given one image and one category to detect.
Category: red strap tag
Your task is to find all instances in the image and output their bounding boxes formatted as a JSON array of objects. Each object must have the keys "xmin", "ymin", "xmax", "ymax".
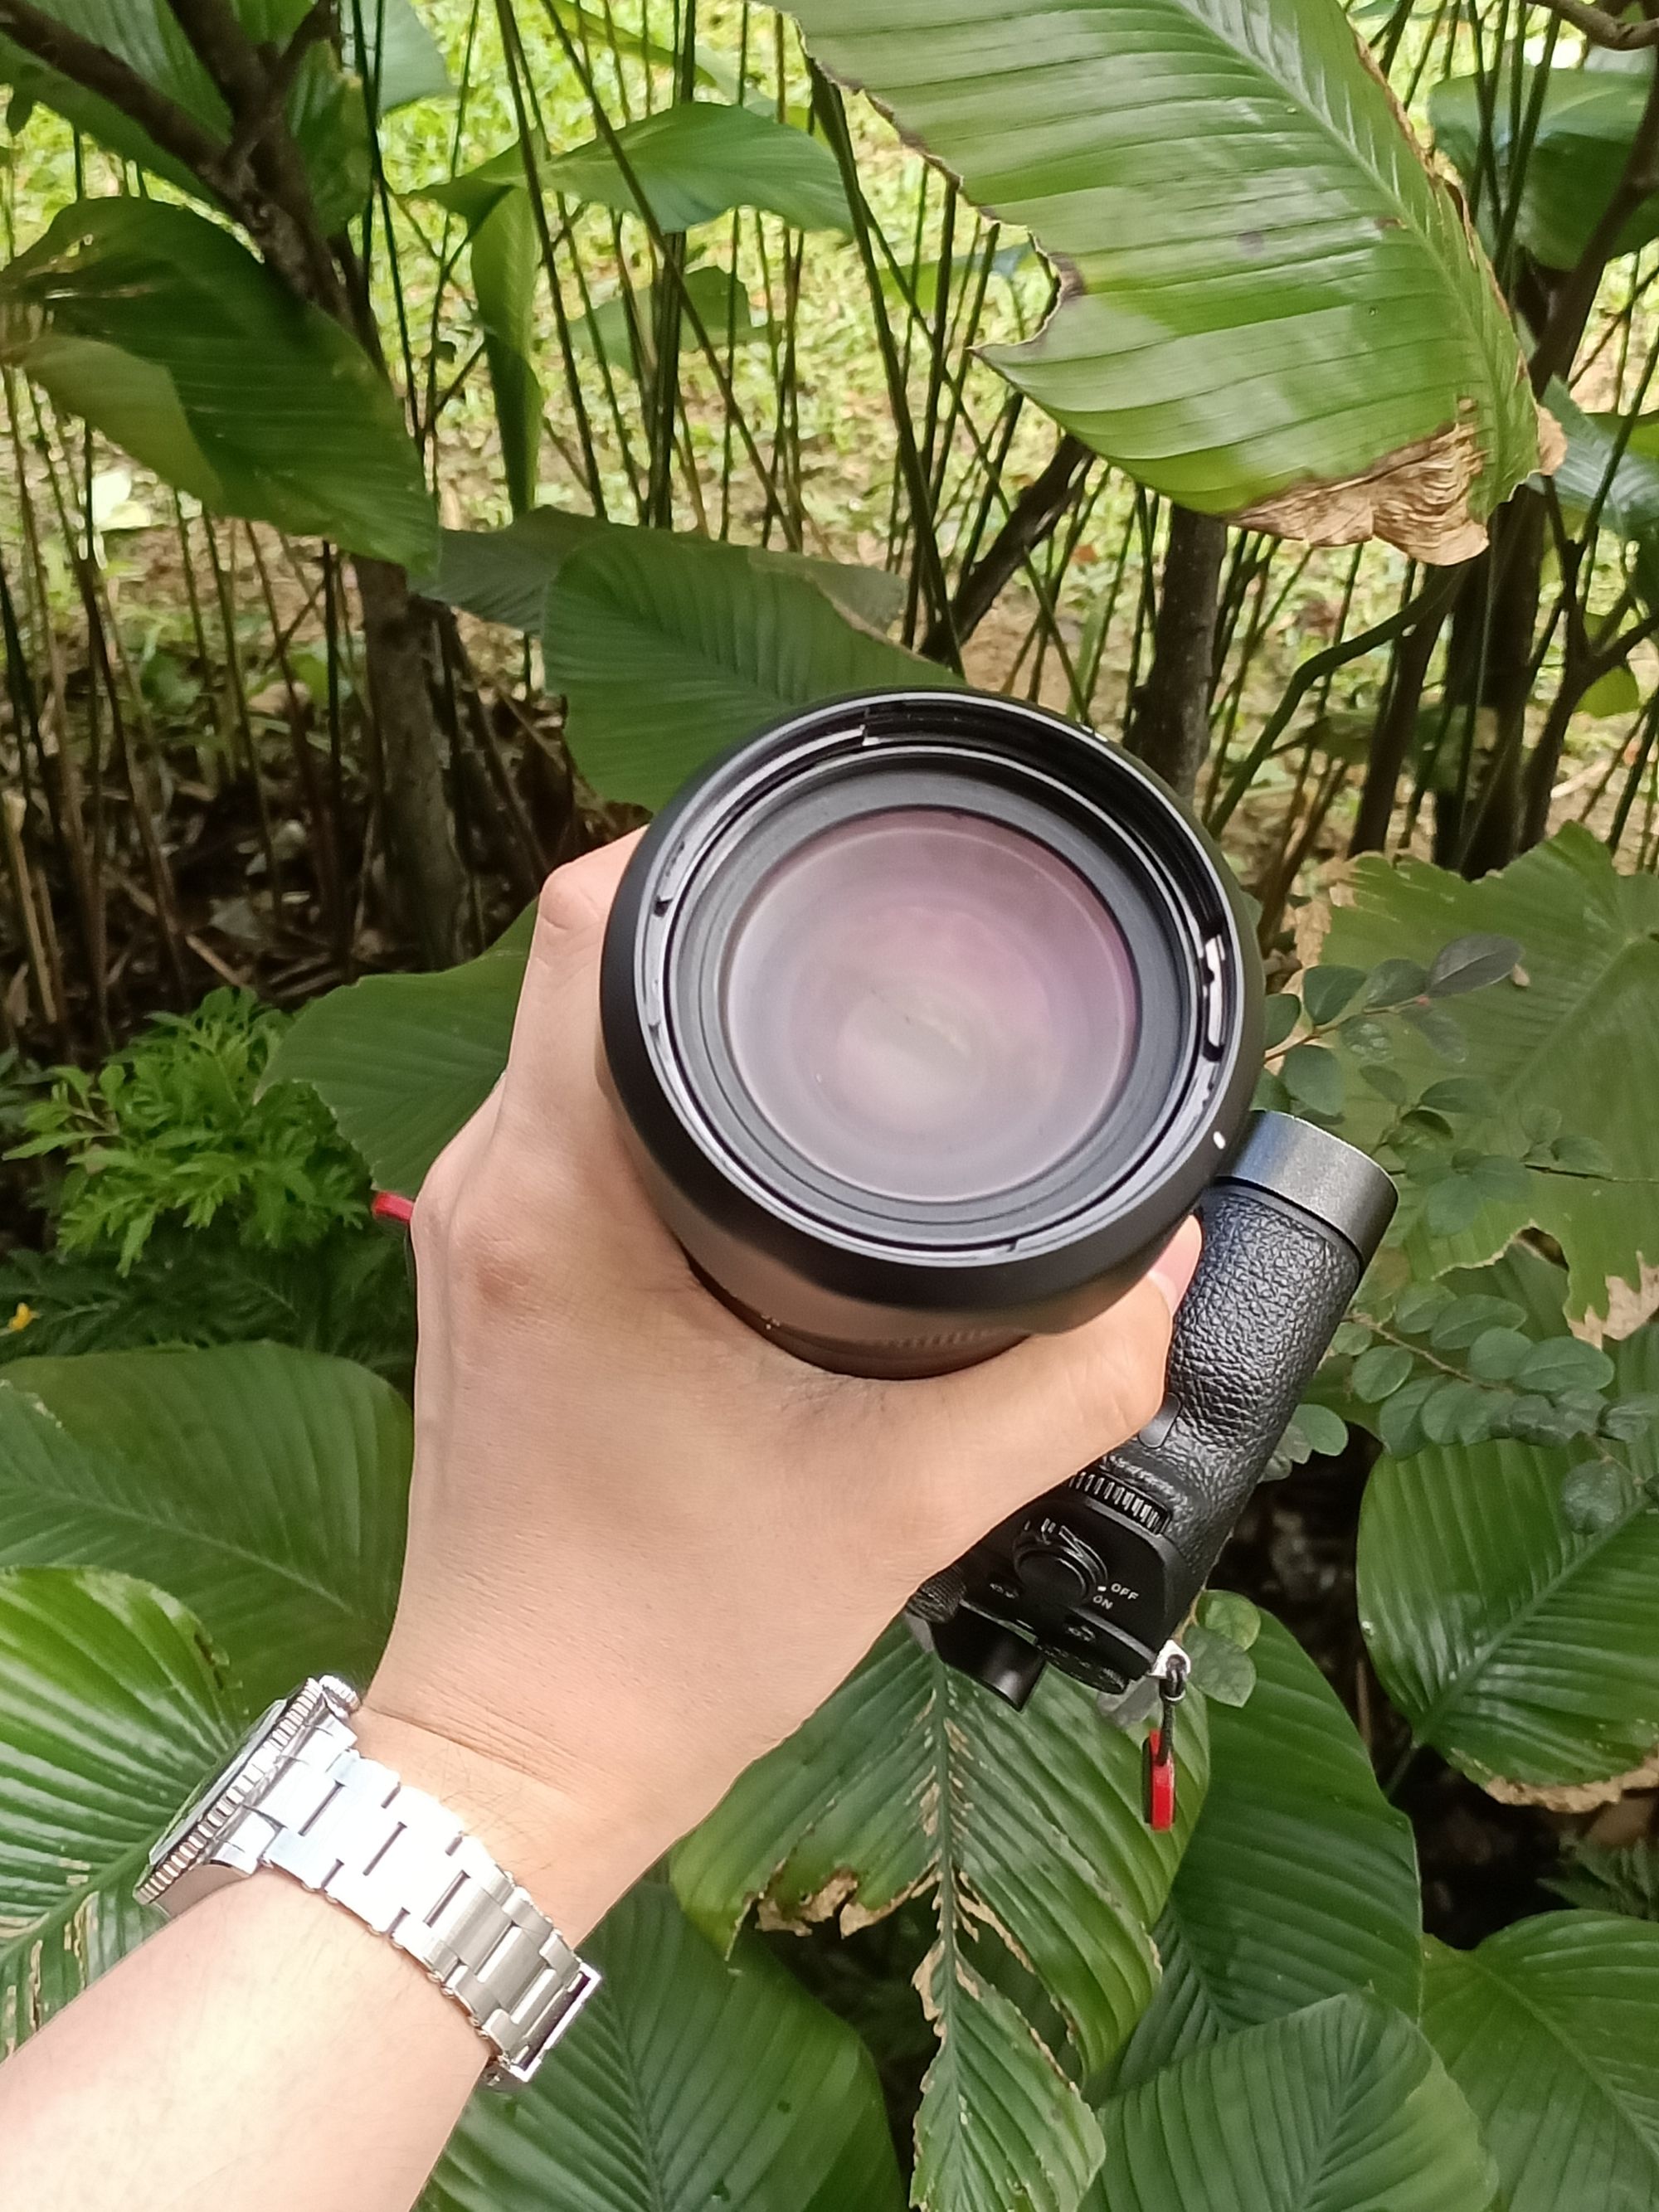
[{"xmin": 1143, "ymin": 1727, "xmax": 1176, "ymax": 1831}]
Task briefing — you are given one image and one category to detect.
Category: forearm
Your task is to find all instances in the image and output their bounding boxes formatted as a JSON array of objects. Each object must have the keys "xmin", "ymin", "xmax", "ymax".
[{"xmin": 0, "ymin": 1716, "xmax": 648, "ymax": 2212}]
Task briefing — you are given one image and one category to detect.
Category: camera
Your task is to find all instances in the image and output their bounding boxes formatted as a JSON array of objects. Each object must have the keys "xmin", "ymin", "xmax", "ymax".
[{"xmin": 600, "ymin": 688, "xmax": 1395, "ymax": 1706}]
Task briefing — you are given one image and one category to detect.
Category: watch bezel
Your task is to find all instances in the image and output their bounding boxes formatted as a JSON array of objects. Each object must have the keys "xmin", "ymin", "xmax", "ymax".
[{"xmin": 137, "ymin": 1675, "xmax": 359, "ymax": 1910}]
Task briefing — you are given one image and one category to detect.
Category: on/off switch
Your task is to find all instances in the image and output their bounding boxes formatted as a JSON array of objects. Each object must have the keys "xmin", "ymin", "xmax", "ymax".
[{"xmin": 1010, "ymin": 1521, "xmax": 1105, "ymax": 1611}]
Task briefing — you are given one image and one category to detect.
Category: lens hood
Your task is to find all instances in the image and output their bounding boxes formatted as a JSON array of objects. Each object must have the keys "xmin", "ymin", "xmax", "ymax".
[{"xmin": 600, "ymin": 688, "xmax": 1263, "ymax": 1375}]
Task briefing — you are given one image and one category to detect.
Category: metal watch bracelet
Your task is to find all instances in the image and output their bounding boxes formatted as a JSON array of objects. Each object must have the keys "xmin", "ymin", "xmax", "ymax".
[{"xmin": 137, "ymin": 1675, "xmax": 601, "ymax": 2087}]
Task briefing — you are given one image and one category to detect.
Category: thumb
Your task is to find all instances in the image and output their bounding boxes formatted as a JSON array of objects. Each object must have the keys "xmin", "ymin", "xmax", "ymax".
[{"xmin": 883, "ymin": 1218, "xmax": 1201, "ymax": 1561}]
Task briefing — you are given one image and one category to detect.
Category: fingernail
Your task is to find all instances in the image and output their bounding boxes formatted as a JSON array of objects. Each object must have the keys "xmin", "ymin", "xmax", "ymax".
[{"xmin": 1147, "ymin": 1218, "xmax": 1201, "ymax": 1315}]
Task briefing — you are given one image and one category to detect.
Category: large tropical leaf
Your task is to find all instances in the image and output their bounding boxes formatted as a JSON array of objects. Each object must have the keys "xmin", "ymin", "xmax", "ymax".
[
  {"xmin": 1113, "ymin": 1615, "xmax": 1420, "ymax": 2089},
  {"xmin": 469, "ymin": 190, "xmax": 544, "ymax": 516},
  {"xmin": 1086, "ymin": 1994, "xmax": 1498, "ymax": 2212},
  {"xmin": 1423, "ymin": 1913, "xmax": 1659, "ymax": 2212},
  {"xmin": 422, "ymin": 509, "xmax": 905, "ymax": 635},
  {"xmin": 674, "ymin": 1624, "xmax": 1208, "ymax": 2212},
  {"xmin": 1324, "ymin": 826, "xmax": 1659, "ymax": 1339},
  {"xmin": 782, "ymin": 0, "xmax": 1545, "ymax": 559},
  {"xmin": 431, "ymin": 105, "xmax": 849, "ymax": 237},
  {"xmin": 542, "ymin": 527, "xmax": 951, "ymax": 805},
  {"xmin": 0, "ymin": 1566, "xmax": 241, "ymax": 2054},
  {"xmin": 0, "ymin": 200, "xmax": 435, "ymax": 570},
  {"xmin": 0, "ymin": 1343, "xmax": 411, "ymax": 1707},
  {"xmin": 426, "ymin": 1882, "xmax": 904, "ymax": 2212},
  {"xmin": 0, "ymin": 0, "xmax": 444, "ymax": 231},
  {"xmin": 266, "ymin": 905, "xmax": 533, "ymax": 1197},
  {"xmin": 1432, "ymin": 63, "xmax": 1659, "ymax": 274},
  {"xmin": 1358, "ymin": 1319, "xmax": 1659, "ymax": 1795}
]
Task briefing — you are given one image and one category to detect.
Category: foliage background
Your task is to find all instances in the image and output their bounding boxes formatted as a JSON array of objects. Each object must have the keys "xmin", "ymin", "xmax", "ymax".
[{"xmin": 1, "ymin": 1, "xmax": 1658, "ymax": 2209}]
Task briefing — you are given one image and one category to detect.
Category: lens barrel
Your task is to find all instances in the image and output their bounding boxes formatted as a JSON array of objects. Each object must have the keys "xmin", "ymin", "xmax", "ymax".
[{"xmin": 599, "ymin": 688, "xmax": 1264, "ymax": 1378}]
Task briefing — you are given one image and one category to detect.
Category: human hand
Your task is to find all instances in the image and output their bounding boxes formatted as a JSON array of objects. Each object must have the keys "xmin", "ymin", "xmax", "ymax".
[{"xmin": 362, "ymin": 839, "xmax": 1200, "ymax": 1937}]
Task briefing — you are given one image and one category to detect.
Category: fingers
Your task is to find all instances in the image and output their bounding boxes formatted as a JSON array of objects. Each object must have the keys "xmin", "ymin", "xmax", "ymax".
[
  {"xmin": 498, "ymin": 835, "xmax": 640, "ymax": 1130},
  {"xmin": 474, "ymin": 834, "xmax": 688, "ymax": 1293},
  {"xmin": 881, "ymin": 1219, "xmax": 1202, "ymax": 1561}
]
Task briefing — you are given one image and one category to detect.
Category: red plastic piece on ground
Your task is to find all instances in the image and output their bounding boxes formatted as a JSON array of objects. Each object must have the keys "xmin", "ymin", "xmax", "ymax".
[
  {"xmin": 372, "ymin": 1190, "xmax": 416, "ymax": 1228},
  {"xmin": 1143, "ymin": 1728, "xmax": 1176, "ymax": 1831}
]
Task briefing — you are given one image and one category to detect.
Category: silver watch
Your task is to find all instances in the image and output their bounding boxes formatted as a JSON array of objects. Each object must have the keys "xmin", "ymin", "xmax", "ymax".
[{"xmin": 138, "ymin": 1675, "xmax": 601, "ymax": 2086}]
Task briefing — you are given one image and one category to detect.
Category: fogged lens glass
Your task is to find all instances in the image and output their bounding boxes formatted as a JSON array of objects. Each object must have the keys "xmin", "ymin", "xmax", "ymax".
[{"xmin": 720, "ymin": 808, "xmax": 1140, "ymax": 1204}]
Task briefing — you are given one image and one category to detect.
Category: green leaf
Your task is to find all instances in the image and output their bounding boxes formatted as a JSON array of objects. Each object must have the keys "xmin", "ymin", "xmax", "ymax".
[
  {"xmin": 1468, "ymin": 1153, "xmax": 1530, "ymax": 1208},
  {"xmin": 1288, "ymin": 1401, "xmax": 1348, "ymax": 1458},
  {"xmin": 785, "ymin": 0, "xmax": 1544, "ymax": 555},
  {"xmin": 0, "ymin": 1566, "xmax": 241, "ymax": 2054},
  {"xmin": 1548, "ymin": 382, "xmax": 1659, "ymax": 613},
  {"xmin": 1579, "ymin": 663, "xmax": 1642, "ymax": 719},
  {"xmin": 1404, "ymin": 1002, "xmax": 1467, "ymax": 1059},
  {"xmin": 1301, "ymin": 965, "xmax": 1367, "ymax": 1026},
  {"xmin": 1423, "ymin": 1173, "xmax": 1484, "ymax": 1237},
  {"xmin": 1394, "ymin": 1281, "xmax": 1456, "ymax": 1334},
  {"xmin": 543, "ymin": 529, "xmax": 952, "ymax": 807},
  {"xmin": 441, "ymin": 105, "xmax": 852, "ymax": 236},
  {"xmin": 545, "ymin": 1, "xmax": 741, "ymax": 99},
  {"xmin": 1561, "ymin": 1458, "xmax": 1639, "ymax": 1537},
  {"xmin": 1279, "ymin": 1043, "xmax": 1345, "ymax": 1118},
  {"xmin": 1360, "ymin": 1062, "xmax": 1409, "ymax": 1104},
  {"xmin": 267, "ymin": 907, "xmax": 533, "ymax": 1195},
  {"xmin": 469, "ymin": 190, "xmax": 543, "ymax": 517},
  {"xmin": 568, "ymin": 264, "xmax": 769, "ymax": 374},
  {"xmin": 1376, "ymin": 1374, "xmax": 1437, "ymax": 1457},
  {"xmin": 0, "ymin": 200, "xmax": 435, "ymax": 569},
  {"xmin": 1552, "ymin": 1132, "xmax": 1619, "ymax": 1179},
  {"xmin": 1262, "ymin": 994, "xmax": 1301, "ymax": 1049},
  {"xmin": 1113, "ymin": 1616, "xmax": 1421, "ymax": 2088},
  {"xmin": 1547, "ymin": 1840, "xmax": 1659, "ymax": 1920},
  {"xmin": 1429, "ymin": 1294, "xmax": 1526, "ymax": 1349},
  {"xmin": 426, "ymin": 1883, "xmax": 905, "ymax": 2212},
  {"xmin": 913, "ymin": 1947, "xmax": 1107, "ymax": 2212},
  {"xmin": 1197, "ymin": 1589, "xmax": 1261, "ymax": 1651},
  {"xmin": 0, "ymin": 2, "xmax": 442, "ymax": 231},
  {"xmin": 1253, "ymin": 1069, "xmax": 1293, "ymax": 1115},
  {"xmin": 1353, "ymin": 1344, "xmax": 1415, "ymax": 1402},
  {"xmin": 1602, "ymin": 1392, "xmax": 1659, "ymax": 1443},
  {"xmin": 674, "ymin": 1625, "xmax": 1207, "ymax": 2212},
  {"xmin": 1182, "ymin": 1621, "xmax": 1257, "ymax": 1707},
  {"xmin": 1467, "ymin": 1326, "xmax": 1530, "ymax": 1383},
  {"xmin": 0, "ymin": 1343, "xmax": 411, "ymax": 1707},
  {"xmin": 1365, "ymin": 958, "xmax": 1430, "ymax": 1009},
  {"xmin": 1419, "ymin": 1378, "xmax": 1486, "ymax": 1446},
  {"xmin": 1426, "ymin": 933, "xmax": 1523, "ymax": 997},
  {"xmin": 1359, "ymin": 1320, "xmax": 1659, "ymax": 1790},
  {"xmin": 346, "ymin": 0, "xmax": 454, "ymax": 110},
  {"xmin": 1423, "ymin": 1915, "xmax": 1659, "ymax": 2212},
  {"xmin": 1433, "ymin": 62, "xmax": 1659, "ymax": 271},
  {"xmin": 1326, "ymin": 828, "xmax": 1659, "ymax": 1334},
  {"xmin": 1517, "ymin": 1336, "xmax": 1618, "ymax": 1396},
  {"xmin": 422, "ymin": 509, "xmax": 905, "ymax": 638},
  {"xmin": 1091, "ymin": 1995, "xmax": 1496, "ymax": 2212},
  {"xmin": 1419, "ymin": 1077, "xmax": 1501, "ymax": 1118}
]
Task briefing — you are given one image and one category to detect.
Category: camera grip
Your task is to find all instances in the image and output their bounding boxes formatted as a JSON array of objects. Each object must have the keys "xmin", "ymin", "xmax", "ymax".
[
  {"xmin": 924, "ymin": 1113, "xmax": 1396, "ymax": 1700},
  {"xmin": 1085, "ymin": 1179, "xmax": 1362, "ymax": 1636}
]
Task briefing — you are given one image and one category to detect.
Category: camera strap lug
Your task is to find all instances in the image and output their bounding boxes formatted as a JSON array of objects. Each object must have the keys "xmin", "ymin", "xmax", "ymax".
[{"xmin": 1142, "ymin": 1640, "xmax": 1190, "ymax": 1832}]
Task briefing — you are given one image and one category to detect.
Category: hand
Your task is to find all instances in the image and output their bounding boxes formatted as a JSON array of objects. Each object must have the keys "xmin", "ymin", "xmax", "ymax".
[{"xmin": 362, "ymin": 839, "xmax": 1200, "ymax": 1937}]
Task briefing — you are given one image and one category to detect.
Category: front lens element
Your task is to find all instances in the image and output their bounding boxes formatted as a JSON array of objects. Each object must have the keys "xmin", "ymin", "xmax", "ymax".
[{"xmin": 720, "ymin": 808, "xmax": 1140, "ymax": 1203}]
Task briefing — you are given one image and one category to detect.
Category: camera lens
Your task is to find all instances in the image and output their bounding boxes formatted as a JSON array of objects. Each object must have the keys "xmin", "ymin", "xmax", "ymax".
[
  {"xmin": 601, "ymin": 688, "xmax": 1262, "ymax": 1376},
  {"xmin": 721, "ymin": 809, "xmax": 1140, "ymax": 1205}
]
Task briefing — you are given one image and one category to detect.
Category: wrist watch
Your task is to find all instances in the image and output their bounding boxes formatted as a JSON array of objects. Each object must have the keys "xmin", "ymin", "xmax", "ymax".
[{"xmin": 137, "ymin": 1675, "xmax": 601, "ymax": 2086}]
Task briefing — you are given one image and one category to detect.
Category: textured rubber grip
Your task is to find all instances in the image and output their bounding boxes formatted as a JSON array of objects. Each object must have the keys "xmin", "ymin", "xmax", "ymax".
[{"xmin": 1092, "ymin": 1179, "xmax": 1362, "ymax": 1635}]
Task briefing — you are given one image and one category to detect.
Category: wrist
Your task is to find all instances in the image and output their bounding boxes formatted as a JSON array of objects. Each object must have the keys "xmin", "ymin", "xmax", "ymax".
[{"xmin": 353, "ymin": 1703, "xmax": 651, "ymax": 1942}]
